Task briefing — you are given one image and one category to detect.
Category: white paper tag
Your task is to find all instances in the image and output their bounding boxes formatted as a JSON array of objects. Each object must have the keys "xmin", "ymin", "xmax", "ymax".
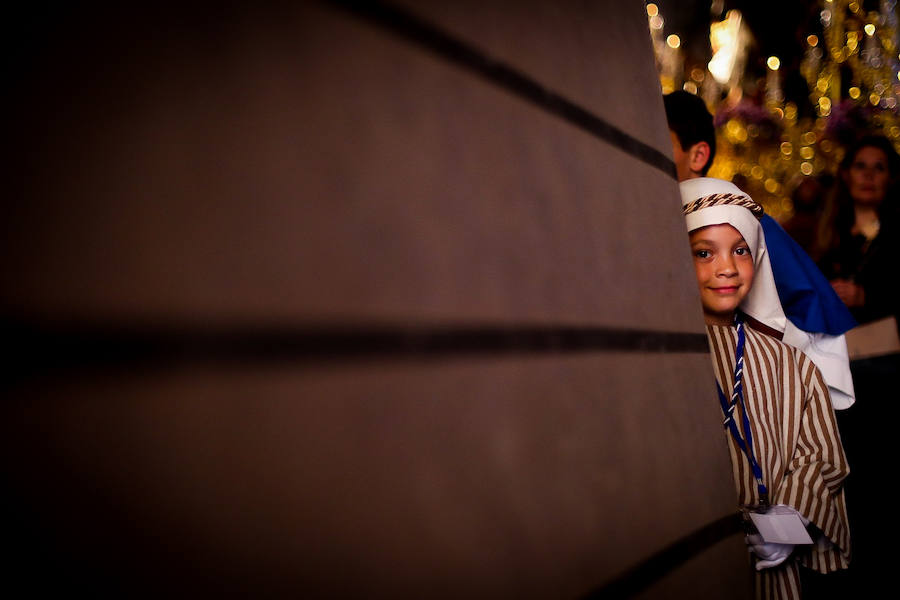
[{"xmin": 749, "ymin": 512, "xmax": 814, "ymax": 545}]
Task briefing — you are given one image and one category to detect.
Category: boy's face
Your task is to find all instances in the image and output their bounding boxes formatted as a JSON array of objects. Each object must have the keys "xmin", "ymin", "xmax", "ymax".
[{"xmin": 689, "ymin": 224, "xmax": 754, "ymax": 325}]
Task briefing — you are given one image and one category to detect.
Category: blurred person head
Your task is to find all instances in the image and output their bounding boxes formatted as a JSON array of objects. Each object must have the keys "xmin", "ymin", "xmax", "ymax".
[
  {"xmin": 826, "ymin": 135, "xmax": 900, "ymax": 241},
  {"xmin": 838, "ymin": 135, "xmax": 900, "ymax": 210},
  {"xmin": 664, "ymin": 91, "xmax": 716, "ymax": 181},
  {"xmin": 818, "ymin": 135, "xmax": 900, "ymax": 259}
]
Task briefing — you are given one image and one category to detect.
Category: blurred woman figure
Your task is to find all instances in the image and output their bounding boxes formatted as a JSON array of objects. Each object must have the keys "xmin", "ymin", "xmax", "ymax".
[{"xmin": 818, "ymin": 135, "xmax": 900, "ymax": 325}]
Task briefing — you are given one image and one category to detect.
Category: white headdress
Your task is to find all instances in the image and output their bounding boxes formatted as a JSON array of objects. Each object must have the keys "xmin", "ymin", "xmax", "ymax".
[
  {"xmin": 681, "ymin": 177, "xmax": 855, "ymax": 408},
  {"xmin": 681, "ymin": 177, "xmax": 786, "ymax": 332}
]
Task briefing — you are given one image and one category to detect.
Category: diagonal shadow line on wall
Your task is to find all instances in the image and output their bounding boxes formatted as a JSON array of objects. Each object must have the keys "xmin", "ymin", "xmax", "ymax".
[
  {"xmin": 2, "ymin": 319, "xmax": 708, "ymax": 380},
  {"xmin": 326, "ymin": 0, "xmax": 677, "ymax": 179},
  {"xmin": 579, "ymin": 513, "xmax": 744, "ymax": 599}
]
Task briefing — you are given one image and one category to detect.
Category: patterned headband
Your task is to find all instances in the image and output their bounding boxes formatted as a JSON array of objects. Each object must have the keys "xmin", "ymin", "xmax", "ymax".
[{"xmin": 682, "ymin": 192, "xmax": 765, "ymax": 219}]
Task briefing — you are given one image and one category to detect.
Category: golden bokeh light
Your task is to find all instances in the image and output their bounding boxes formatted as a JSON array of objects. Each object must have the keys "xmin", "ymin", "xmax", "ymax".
[
  {"xmin": 647, "ymin": 0, "xmax": 900, "ymax": 199},
  {"xmin": 785, "ymin": 103, "xmax": 798, "ymax": 121},
  {"xmin": 725, "ymin": 119, "xmax": 749, "ymax": 143}
]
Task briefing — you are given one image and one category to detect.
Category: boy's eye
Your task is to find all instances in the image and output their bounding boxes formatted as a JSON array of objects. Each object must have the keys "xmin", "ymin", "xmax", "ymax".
[
  {"xmin": 735, "ymin": 247, "xmax": 751, "ymax": 256},
  {"xmin": 694, "ymin": 249, "xmax": 711, "ymax": 259}
]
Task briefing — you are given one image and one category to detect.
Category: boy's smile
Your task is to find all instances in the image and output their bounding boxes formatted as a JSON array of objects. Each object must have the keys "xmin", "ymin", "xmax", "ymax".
[{"xmin": 689, "ymin": 224, "xmax": 755, "ymax": 325}]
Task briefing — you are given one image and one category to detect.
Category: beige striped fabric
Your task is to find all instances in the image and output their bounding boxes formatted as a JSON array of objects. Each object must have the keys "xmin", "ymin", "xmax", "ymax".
[{"xmin": 706, "ymin": 324, "xmax": 851, "ymax": 600}]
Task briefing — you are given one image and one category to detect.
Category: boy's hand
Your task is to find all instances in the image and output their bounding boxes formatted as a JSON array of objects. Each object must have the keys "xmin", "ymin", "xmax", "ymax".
[{"xmin": 745, "ymin": 534, "xmax": 793, "ymax": 570}]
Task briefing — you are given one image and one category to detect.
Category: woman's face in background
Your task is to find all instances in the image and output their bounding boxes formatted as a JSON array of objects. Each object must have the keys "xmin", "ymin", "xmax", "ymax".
[{"xmin": 844, "ymin": 146, "xmax": 891, "ymax": 207}]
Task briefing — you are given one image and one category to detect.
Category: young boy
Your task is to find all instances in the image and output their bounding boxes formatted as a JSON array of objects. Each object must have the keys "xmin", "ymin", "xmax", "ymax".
[
  {"xmin": 665, "ymin": 91, "xmax": 856, "ymax": 410},
  {"xmin": 682, "ymin": 177, "xmax": 850, "ymax": 599}
]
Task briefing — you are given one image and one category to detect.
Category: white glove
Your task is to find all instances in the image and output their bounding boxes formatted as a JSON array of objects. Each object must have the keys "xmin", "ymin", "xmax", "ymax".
[
  {"xmin": 746, "ymin": 534, "xmax": 793, "ymax": 570},
  {"xmin": 745, "ymin": 505, "xmax": 807, "ymax": 570}
]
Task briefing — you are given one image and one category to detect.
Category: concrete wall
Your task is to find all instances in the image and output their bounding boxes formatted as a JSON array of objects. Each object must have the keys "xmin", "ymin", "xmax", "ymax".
[{"xmin": 3, "ymin": 2, "xmax": 749, "ymax": 597}]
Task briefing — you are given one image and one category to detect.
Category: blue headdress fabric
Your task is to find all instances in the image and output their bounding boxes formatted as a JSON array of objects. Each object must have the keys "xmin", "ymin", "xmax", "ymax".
[{"xmin": 759, "ymin": 216, "xmax": 856, "ymax": 336}]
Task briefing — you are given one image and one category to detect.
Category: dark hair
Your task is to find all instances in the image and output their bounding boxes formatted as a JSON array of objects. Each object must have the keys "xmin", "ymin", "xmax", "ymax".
[
  {"xmin": 820, "ymin": 135, "xmax": 900, "ymax": 258},
  {"xmin": 664, "ymin": 91, "xmax": 716, "ymax": 176},
  {"xmin": 838, "ymin": 134, "xmax": 900, "ymax": 178},
  {"xmin": 838, "ymin": 135, "xmax": 900, "ymax": 223}
]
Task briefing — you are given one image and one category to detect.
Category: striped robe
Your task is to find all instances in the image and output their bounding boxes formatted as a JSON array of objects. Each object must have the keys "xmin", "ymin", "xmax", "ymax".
[{"xmin": 707, "ymin": 324, "xmax": 850, "ymax": 600}]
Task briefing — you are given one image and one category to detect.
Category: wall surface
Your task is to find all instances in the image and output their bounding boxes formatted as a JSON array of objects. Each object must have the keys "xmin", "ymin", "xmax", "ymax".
[{"xmin": 3, "ymin": 2, "xmax": 749, "ymax": 597}]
